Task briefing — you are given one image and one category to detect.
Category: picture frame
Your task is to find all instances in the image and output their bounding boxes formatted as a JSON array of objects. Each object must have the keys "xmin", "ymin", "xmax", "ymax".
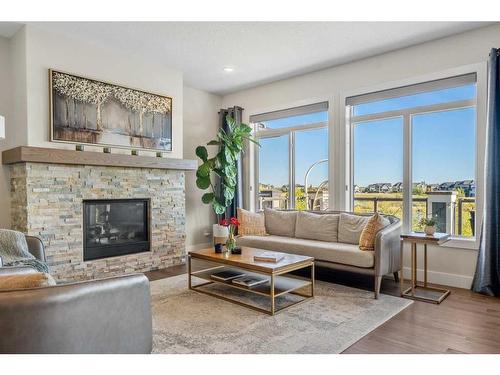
[{"xmin": 49, "ymin": 69, "xmax": 173, "ymax": 152}]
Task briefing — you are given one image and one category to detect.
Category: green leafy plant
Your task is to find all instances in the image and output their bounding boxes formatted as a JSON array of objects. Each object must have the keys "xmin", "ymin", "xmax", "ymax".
[
  {"xmin": 419, "ymin": 216, "xmax": 436, "ymax": 227},
  {"xmin": 195, "ymin": 116, "xmax": 259, "ymax": 218}
]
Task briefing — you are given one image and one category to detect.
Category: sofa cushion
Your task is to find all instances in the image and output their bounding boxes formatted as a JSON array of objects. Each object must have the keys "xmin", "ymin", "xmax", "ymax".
[
  {"xmin": 295, "ymin": 211, "xmax": 339, "ymax": 242},
  {"xmin": 237, "ymin": 208, "xmax": 267, "ymax": 236},
  {"xmin": 264, "ymin": 209, "xmax": 297, "ymax": 237},
  {"xmin": 359, "ymin": 213, "xmax": 390, "ymax": 250},
  {"xmin": 338, "ymin": 213, "xmax": 370, "ymax": 245},
  {"xmin": 237, "ymin": 235, "xmax": 374, "ymax": 268},
  {"xmin": 0, "ymin": 272, "xmax": 56, "ymax": 290}
]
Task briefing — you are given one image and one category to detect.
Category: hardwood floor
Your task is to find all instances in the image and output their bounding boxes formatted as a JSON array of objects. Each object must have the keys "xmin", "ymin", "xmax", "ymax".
[{"xmin": 145, "ymin": 265, "xmax": 500, "ymax": 354}]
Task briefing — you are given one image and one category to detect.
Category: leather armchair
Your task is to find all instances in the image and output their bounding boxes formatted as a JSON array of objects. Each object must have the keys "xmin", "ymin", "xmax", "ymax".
[
  {"xmin": 0, "ymin": 235, "xmax": 153, "ymax": 354},
  {"xmin": 25, "ymin": 235, "xmax": 46, "ymax": 261}
]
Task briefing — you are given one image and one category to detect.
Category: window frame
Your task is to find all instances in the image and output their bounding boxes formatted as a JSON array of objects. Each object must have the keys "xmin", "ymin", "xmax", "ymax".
[
  {"xmin": 342, "ymin": 64, "xmax": 486, "ymax": 250},
  {"xmin": 252, "ymin": 103, "xmax": 329, "ymax": 211}
]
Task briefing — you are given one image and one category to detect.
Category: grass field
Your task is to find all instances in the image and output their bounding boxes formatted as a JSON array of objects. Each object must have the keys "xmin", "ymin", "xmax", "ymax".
[{"xmin": 353, "ymin": 192, "xmax": 475, "ymax": 237}]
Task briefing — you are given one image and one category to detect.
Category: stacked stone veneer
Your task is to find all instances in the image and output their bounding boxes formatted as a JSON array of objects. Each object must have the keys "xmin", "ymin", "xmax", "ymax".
[{"xmin": 10, "ymin": 162, "xmax": 186, "ymax": 282}]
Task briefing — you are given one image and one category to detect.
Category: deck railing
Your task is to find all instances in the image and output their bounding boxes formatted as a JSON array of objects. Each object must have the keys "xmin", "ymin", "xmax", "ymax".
[
  {"xmin": 354, "ymin": 196, "xmax": 427, "ymax": 215},
  {"xmin": 354, "ymin": 196, "xmax": 475, "ymax": 236}
]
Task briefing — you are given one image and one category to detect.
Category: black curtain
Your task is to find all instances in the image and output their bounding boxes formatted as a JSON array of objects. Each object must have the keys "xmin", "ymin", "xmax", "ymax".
[
  {"xmin": 218, "ymin": 106, "xmax": 244, "ymax": 219},
  {"xmin": 472, "ymin": 48, "xmax": 500, "ymax": 296}
]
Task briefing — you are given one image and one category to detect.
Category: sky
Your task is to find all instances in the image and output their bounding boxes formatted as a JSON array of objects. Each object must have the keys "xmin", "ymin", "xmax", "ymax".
[{"xmin": 258, "ymin": 84, "xmax": 476, "ymax": 188}]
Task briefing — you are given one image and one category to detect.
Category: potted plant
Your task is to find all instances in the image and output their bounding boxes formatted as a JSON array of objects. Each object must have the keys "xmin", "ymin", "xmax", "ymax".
[
  {"xmin": 420, "ymin": 217, "xmax": 437, "ymax": 236},
  {"xmin": 195, "ymin": 115, "xmax": 258, "ymax": 245},
  {"xmin": 219, "ymin": 217, "xmax": 240, "ymax": 253}
]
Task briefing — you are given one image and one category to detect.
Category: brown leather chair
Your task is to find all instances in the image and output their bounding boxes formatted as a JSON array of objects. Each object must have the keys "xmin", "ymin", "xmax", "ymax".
[{"xmin": 0, "ymin": 235, "xmax": 153, "ymax": 354}]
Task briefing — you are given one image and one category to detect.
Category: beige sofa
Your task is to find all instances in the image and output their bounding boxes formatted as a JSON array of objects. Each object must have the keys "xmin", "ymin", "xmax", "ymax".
[{"xmin": 237, "ymin": 209, "xmax": 401, "ymax": 298}]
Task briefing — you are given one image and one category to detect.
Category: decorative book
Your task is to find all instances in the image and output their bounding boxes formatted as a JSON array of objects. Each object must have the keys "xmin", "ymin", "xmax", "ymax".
[
  {"xmin": 253, "ymin": 253, "xmax": 284, "ymax": 263},
  {"xmin": 232, "ymin": 275, "xmax": 269, "ymax": 288},
  {"xmin": 210, "ymin": 270, "xmax": 246, "ymax": 282}
]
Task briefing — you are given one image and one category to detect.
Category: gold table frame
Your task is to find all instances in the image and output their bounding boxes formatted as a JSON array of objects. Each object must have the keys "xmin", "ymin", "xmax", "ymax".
[
  {"xmin": 400, "ymin": 234, "xmax": 451, "ymax": 304},
  {"xmin": 188, "ymin": 252, "xmax": 315, "ymax": 316}
]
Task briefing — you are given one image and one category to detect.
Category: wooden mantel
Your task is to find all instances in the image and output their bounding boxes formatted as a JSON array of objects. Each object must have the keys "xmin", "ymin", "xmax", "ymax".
[{"xmin": 1, "ymin": 146, "xmax": 198, "ymax": 171}]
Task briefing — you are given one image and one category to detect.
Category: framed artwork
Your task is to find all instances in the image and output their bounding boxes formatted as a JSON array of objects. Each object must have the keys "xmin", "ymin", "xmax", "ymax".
[{"xmin": 49, "ymin": 69, "xmax": 172, "ymax": 151}]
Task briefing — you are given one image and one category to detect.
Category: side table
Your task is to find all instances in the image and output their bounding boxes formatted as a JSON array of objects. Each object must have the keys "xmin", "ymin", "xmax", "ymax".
[{"xmin": 400, "ymin": 232, "xmax": 451, "ymax": 304}]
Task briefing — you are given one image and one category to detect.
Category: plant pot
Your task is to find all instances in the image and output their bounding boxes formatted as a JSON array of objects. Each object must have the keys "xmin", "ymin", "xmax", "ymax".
[
  {"xmin": 213, "ymin": 224, "xmax": 229, "ymax": 248},
  {"xmin": 424, "ymin": 225, "xmax": 436, "ymax": 236}
]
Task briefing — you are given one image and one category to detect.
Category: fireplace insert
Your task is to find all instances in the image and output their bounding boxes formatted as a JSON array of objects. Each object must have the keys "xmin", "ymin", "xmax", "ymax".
[{"xmin": 83, "ymin": 198, "xmax": 150, "ymax": 261}]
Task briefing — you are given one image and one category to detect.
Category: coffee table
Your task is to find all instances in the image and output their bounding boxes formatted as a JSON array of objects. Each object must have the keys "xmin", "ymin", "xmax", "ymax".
[{"xmin": 188, "ymin": 247, "xmax": 314, "ymax": 315}]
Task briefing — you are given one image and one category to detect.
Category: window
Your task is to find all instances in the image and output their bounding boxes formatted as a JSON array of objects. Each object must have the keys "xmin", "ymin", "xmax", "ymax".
[
  {"xmin": 348, "ymin": 74, "xmax": 477, "ymax": 238},
  {"xmin": 353, "ymin": 118, "xmax": 403, "ymax": 217},
  {"xmin": 257, "ymin": 135, "xmax": 290, "ymax": 210},
  {"xmin": 252, "ymin": 102, "xmax": 329, "ymax": 211},
  {"xmin": 411, "ymin": 108, "xmax": 476, "ymax": 236},
  {"xmin": 295, "ymin": 128, "xmax": 329, "ymax": 210}
]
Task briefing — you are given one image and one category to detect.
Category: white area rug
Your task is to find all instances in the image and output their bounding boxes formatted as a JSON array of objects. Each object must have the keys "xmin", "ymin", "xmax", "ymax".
[{"xmin": 151, "ymin": 274, "xmax": 412, "ymax": 354}]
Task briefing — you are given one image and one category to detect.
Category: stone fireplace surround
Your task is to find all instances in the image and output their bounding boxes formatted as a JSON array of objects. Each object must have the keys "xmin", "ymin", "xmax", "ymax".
[{"xmin": 6, "ymin": 150, "xmax": 194, "ymax": 282}]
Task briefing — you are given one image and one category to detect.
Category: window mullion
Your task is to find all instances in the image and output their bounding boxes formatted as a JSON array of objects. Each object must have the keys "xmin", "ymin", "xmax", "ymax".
[
  {"xmin": 289, "ymin": 130, "xmax": 295, "ymax": 209},
  {"xmin": 403, "ymin": 114, "xmax": 412, "ymax": 233},
  {"xmin": 254, "ymin": 135, "xmax": 260, "ymax": 211}
]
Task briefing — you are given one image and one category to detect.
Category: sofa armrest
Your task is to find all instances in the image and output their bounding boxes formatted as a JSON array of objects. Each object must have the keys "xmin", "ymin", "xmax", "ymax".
[
  {"xmin": 25, "ymin": 235, "xmax": 46, "ymax": 262},
  {"xmin": 0, "ymin": 273, "xmax": 152, "ymax": 354},
  {"xmin": 374, "ymin": 219, "xmax": 402, "ymax": 276}
]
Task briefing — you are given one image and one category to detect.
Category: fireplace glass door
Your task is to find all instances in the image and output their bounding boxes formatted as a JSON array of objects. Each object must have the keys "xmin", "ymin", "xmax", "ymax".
[{"xmin": 83, "ymin": 199, "xmax": 150, "ymax": 261}]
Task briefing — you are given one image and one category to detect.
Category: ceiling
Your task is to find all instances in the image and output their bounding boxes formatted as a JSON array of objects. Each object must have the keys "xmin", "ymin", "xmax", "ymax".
[{"xmin": 0, "ymin": 22, "xmax": 493, "ymax": 95}]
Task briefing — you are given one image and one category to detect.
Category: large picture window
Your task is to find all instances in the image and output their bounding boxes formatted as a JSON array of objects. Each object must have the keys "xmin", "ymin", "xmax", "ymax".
[
  {"xmin": 348, "ymin": 74, "xmax": 477, "ymax": 238},
  {"xmin": 251, "ymin": 103, "xmax": 329, "ymax": 211}
]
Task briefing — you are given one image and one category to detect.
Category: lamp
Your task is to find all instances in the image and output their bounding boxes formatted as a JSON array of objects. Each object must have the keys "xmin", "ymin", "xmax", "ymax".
[{"xmin": 0, "ymin": 115, "xmax": 4, "ymax": 139}]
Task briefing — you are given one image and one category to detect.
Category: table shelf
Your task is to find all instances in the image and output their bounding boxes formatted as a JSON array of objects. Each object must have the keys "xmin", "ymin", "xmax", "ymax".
[{"xmin": 190, "ymin": 267, "xmax": 312, "ymax": 297}]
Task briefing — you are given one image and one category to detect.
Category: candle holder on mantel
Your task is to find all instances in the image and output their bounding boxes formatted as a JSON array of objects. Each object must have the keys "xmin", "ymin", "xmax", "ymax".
[
  {"xmin": 131, "ymin": 150, "xmax": 139, "ymax": 156},
  {"xmin": 75, "ymin": 145, "xmax": 84, "ymax": 151},
  {"xmin": 103, "ymin": 147, "xmax": 111, "ymax": 154},
  {"xmin": 156, "ymin": 152, "xmax": 163, "ymax": 158}
]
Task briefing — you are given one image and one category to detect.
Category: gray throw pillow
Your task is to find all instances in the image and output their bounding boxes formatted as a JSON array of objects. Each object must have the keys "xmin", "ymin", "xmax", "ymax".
[
  {"xmin": 338, "ymin": 213, "xmax": 370, "ymax": 244},
  {"xmin": 295, "ymin": 211, "xmax": 340, "ymax": 242},
  {"xmin": 264, "ymin": 209, "xmax": 297, "ymax": 237}
]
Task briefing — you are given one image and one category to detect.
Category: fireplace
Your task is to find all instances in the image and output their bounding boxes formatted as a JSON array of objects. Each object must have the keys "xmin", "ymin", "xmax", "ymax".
[{"xmin": 83, "ymin": 199, "xmax": 150, "ymax": 261}]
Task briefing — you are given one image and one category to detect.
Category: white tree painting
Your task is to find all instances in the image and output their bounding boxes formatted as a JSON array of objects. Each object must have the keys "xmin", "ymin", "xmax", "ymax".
[{"xmin": 51, "ymin": 70, "xmax": 172, "ymax": 151}]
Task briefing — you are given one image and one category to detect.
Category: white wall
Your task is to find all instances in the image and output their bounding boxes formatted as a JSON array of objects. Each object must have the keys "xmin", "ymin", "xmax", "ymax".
[
  {"xmin": 222, "ymin": 23, "xmax": 500, "ymax": 288},
  {"xmin": 0, "ymin": 30, "xmax": 28, "ymax": 228},
  {"xmin": 0, "ymin": 37, "xmax": 10, "ymax": 125},
  {"xmin": 0, "ymin": 36, "xmax": 11, "ymax": 228},
  {"xmin": 24, "ymin": 25, "xmax": 184, "ymax": 159},
  {"xmin": 183, "ymin": 86, "xmax": 222, "ymax": 250}
]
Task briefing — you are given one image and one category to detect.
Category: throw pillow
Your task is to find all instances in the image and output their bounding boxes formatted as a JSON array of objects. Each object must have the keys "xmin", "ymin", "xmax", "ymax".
[
  {"xmin": 295, "ymin": 211, "xmax": 340, "ymax": 242},
  {"xmin": 359, "ymin": 213, "xmax": 391, "ymax": 250},
  {"xmin": 338, "ymin": 213, "xmax": 371, "ymax": 244},
  {"xmin": 237, "ymin": 208, "xmax": 267, "ymax": 236},
  {"xmin": 0, "ymin": 273, "xmax": 56, "ymax": 290},
  {"xmin": 264, "ymin": 209, "xmax": 297, "ymax": 237}
]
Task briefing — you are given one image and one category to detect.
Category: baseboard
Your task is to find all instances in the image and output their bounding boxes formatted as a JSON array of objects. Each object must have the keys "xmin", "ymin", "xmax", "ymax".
[
  {"xmin": 186, "ymin": 242, "xmax": 212, "ymax": 252},
  {"xmin": 402, "ymin": 267, "xmax": 473, "ymax": 289}
]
